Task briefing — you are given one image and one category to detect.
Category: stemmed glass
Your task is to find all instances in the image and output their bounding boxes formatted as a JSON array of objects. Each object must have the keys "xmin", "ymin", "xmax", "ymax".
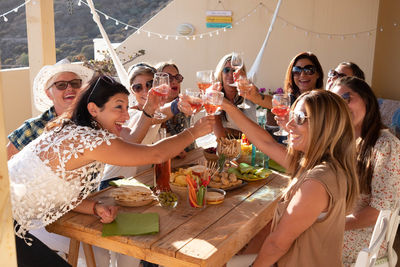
[
  {"xmin": 195, "ymin": 90, "xmax": 224, "ymax": 148},
  {"xmin": 229, "ymin": 52, "xmax": 243, "ymax": 87},
  {"xmin": 196, "ymin": 70, "xmax": 214, "ymax": 93},
  {"xmin": 271, "ymin": 94, "xmax": 290, "ymax": 137},
  {"xmin": 203, "ymin": 90, "xmax": 224, "ymax": 116},
  {"xmin": 184, "ymin": 88, "xmax": 203, "ymax": 127},
  {"xmin": 152, "ymin": 72, "xmax": 170, "ymax": 119},
  {"xmin": 237, "ymin": 76, "xmax": 251, "ymax": 109}
]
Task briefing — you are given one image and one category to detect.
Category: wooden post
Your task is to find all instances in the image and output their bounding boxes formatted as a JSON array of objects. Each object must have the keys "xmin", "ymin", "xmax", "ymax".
[
  {"xmin": 0, "ymin": 69, "xmax": 17, "ymax": 266},
  {"xmin": 25, "ymin": 0, "xmax": 56, "ymax": 116}
]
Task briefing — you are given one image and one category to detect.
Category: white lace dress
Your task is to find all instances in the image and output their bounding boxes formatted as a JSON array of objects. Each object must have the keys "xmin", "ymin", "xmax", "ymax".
[{"xmin": 8, "ymin": 122, "xmax": 118, "ymax": 243}]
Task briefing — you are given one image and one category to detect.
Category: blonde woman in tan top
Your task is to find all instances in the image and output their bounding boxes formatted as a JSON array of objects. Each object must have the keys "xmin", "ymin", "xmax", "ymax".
[{"xmin": 222, "ymin": 90, "xmax": 359, "ymax": 266}]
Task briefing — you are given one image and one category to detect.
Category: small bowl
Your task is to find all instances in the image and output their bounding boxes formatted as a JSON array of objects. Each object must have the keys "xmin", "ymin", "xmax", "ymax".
[
  {"xmin": 157, "ymin": 191, "xmax": 178, "ymax": 209},
  {"xmin": 170, "ymin": 183, "xmax": 188, "ymax": 203},
  {"xmin": 206, "ymin": 188, "xmax": 226, "ymax": 205},
  {"xmin": 203, "ymin": 150, "xmax": 219, "ymax": 163}
]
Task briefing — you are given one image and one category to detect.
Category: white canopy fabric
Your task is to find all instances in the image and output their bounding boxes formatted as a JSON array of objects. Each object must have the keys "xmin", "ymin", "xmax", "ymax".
[{"xmin": 247, "ymin": 0, "xmax": 283, "ymax": 81}]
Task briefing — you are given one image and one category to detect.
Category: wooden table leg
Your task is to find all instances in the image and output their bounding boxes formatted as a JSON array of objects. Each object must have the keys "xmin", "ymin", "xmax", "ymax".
[
  {"xmin": 67, "ymin": 239, "xmax": 80, "ymax": 267},
  {"xmin": 82, "ymin": 243, "xmax": 96, "ymax": 267}
]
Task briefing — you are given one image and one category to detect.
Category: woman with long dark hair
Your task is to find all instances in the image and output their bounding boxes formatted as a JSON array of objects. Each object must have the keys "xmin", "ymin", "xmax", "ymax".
[
  {"xmin": 330, "ymin": 77, "xmax": 400, "ymax": 265},
  {"xmin": 8, "ymin": 75, "xmax": 215, "ymax": 266}
]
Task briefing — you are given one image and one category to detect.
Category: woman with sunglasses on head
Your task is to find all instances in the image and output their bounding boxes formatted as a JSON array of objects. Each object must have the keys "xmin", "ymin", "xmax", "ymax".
[
  {"xmin": 101, "ymin": 63, "xmax": 192, "ymax": 188},
  {"xmin": 8, "ymin": 75, "xmax": 215, "ymax": 267},
  {"xmin": 212, "ymin": 53, "xmax": 258, "ymax": 138},
  {"xmin": 6, "ymin": 59, "xmax": 94, "ymax": 160},
  {"xmin": 329, "ymin": 77, "xmax": 400, "ymax": 266},
  {"xmin": 326, "ymin": 62, "xmax": 365, "ymax": 90},
  {"xmin": 223, "ymin": 89, "xmax": 359, "ymax": 266}
]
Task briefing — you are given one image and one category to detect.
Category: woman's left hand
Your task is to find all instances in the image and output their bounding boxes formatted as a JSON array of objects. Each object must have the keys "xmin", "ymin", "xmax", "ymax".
[{"xmin": 95, "ymin": 204, "xmax": 118, "ymax": 224}]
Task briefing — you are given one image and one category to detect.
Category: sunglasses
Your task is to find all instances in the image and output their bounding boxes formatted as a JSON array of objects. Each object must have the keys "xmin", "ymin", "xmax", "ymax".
[
  {"xmin": 340, "ymin": 92, "xmax": 351, "ymax": 103},
  {"xmin": 131, "ymin": 80, "xmax": 153, "ymax": 93},
  {"xmin": 167, "ymin": 73, "xmax": 184, "ymax": 83},
  {"xmin": 50, "ymin": 79, "xmax": 82, "ymax": 90},
  {"xmin": 289, "ymin": 110, "xmax": 309, "ymax": 125},
  {"xmin": 292, "ymin": 65, "xmax": 316, "ymax": 76},
  {"xmin": 87, "ymin": 76, "xmax": 116, "ymax": 103},
  {"xmin": 222, "ymin": 67, "xmax": 235, "ymax": 74},
  {"xmin": 328, "ymin": 69, "xmax": 347, "ymax": 79}
]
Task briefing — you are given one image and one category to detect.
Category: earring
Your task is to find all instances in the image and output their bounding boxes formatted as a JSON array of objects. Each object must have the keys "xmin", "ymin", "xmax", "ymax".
[{"xmin": 91, "ymin": 120, "xmax": 98, "ymax": 128}]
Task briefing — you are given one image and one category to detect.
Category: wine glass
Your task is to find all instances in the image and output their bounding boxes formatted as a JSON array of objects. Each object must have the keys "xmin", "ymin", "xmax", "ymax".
[
  {"xmin": 196, "ymin": 70, "xmax": 214, "ymax": 93},
  {"xmin": 152, "ymin": 72, "xmax": 170, "ymax": 119},
  {"xmin": 271, "ymin": 94, "xmax": 290, "ymax": 137},
  {"xmin": 237, "ymin": 76, "xmax": 251, "ymax": 109},
  {"xmin": 203, "ymin": 90, "xmax": 224, "ymax": 116},
  {"xmin": 195, "ymin": 90, "xmax": 224, "ymax": 149},
  {"xmin": 185, "ymin": 88, "xmax": 203, "ymax": 127},
  {"xmin": 229, "ymin": 52, "xmax": 243, "ymax": 86}
]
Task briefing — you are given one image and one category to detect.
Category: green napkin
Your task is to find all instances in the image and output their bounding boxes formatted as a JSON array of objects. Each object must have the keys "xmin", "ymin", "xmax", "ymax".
[
  {"xmin": 102, "ymin": 213, "xmax": 159, "ymax": 237},
  {"xmin": 268, "ymin": 159, "xmax": 286, "ymax": 173},
  {"xmin": 109, "ymin": 178, "xmax": 148, "ymax": 188}
]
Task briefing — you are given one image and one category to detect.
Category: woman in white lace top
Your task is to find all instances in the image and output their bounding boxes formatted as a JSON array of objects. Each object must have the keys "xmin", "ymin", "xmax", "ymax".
[{"xmin": 8, "ymin": 76, "xmax": 215, "ymax": 264}]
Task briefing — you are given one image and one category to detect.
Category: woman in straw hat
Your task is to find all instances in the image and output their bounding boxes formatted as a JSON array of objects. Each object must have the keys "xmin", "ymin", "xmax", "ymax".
[{"xmin": 6, "ymin": 59, "xmax": 94, "ymax": 159}]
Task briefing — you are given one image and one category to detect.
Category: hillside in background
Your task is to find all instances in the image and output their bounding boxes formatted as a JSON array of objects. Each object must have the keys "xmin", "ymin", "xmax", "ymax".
[{"xmin": 0, "ymin": 0, "xmax": 171, "ymax": 69}]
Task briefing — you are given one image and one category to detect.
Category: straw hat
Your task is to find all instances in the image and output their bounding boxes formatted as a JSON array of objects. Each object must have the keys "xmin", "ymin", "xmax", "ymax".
[{"xmin": 33, "ymin": 59, "xmax": 94, "ymax": 112}]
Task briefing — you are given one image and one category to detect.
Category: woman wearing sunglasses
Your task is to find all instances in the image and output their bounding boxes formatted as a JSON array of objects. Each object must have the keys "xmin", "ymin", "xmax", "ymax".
[
  {"xmin": 8, "ymin": 75, "xmax": 215, "ymax": 267},
  {"xmin": 326, "ymin": 62, "xmax": 365, "ymax": 90},
  {"xmin": 6, "ymin": 59, "xmax": 94, "ymax": 160},
  {"xmin": 222, "ymin": 89, "xmax": 359, "ymax": 266},
  {"xmin": 241, "ymin": 52, "xmax": 324, "ymax": 111},
  {"xmin": 212, "ymin": 53, "xmax": 258, "ymax": 138},
  {"xmin": 329, "ymin": 77, "xmax": 400, "ymax": 266},
  {"xmin": 156, "ymin": 62, "xmax": 194, "ymax": 158}
]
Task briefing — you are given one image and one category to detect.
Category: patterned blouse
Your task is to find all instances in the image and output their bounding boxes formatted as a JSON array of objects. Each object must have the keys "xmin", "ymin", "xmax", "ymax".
[{"xmin": 343, "ymin": 129, "xmax": 400, "ymax": 265}]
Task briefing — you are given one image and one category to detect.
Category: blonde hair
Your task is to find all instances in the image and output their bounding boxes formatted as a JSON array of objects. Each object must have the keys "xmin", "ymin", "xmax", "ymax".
[{"xmin": 287, "ymin": 90, "xmax": 359, "ymax": 212}]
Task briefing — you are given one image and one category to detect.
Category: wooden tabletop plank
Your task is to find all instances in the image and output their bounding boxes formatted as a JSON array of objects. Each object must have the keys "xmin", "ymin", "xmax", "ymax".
[
  {"xmin": 175, "ymin": 174, "xmax": 289, "ymax": 266},
  {"xmin": 151, "ymin": 178, "xmax": 269, "ymax": 257}
]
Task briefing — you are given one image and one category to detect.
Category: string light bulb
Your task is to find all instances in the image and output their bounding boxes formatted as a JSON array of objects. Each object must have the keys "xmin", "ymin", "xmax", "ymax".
[
  {"xmin": 78, "ymin": 0, "xmax": 81, "ymax": 6},
  {"xmin": 3, "ymin": 16, "xmax": 8, "ymax": 22},
  {"xmin": 13, "ymin": 8, "xmax": 18, "ymax": 12}
]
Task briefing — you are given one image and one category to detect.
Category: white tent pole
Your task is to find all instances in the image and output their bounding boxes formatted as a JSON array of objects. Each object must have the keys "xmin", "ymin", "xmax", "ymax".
[
  {"xmin": 248, "ymin": 0, "xmax": 283, "ymax": 80},
  {"xmin": 86, "ymin": 0, "xmax": 130, "ymax": 89}
]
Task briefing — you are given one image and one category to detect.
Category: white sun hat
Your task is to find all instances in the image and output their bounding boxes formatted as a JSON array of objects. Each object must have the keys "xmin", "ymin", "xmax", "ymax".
[{"xmin": 33, "ymin": 59, "xmax": 94, "ymax": 112}]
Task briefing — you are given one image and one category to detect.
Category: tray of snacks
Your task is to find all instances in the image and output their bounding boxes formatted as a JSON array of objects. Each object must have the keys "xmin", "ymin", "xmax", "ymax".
[
  {"xmin": 228, "ymin": 163, "xmax": 272, "ymax": 182},
  {"xmin": 208, "ymin": 170, "xmax": 247, "ymax": 191}
]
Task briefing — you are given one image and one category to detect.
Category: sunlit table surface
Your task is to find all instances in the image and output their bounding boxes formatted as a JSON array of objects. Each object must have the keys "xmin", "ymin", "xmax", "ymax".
[{"xmin": 46, "ymin": 148, "xmax": 289, "ymax": 267}]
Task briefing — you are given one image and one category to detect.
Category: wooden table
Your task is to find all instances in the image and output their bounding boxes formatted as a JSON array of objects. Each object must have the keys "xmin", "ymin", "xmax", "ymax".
[{"xmin": 46, "ymin": 148, "xmax": 289, "ymax": 267}]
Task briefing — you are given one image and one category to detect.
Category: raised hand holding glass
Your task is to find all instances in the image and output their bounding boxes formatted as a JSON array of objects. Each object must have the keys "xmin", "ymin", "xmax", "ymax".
[{"xmin": 152, "ymin": 72, "xmax": 170, "ymax": 119}]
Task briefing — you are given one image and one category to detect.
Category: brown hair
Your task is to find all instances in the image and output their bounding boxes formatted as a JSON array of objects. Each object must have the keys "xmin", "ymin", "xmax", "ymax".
[
  {"xmin": 284, "ymin": 52, "xmax": 324, "ymax": 98},
  {"xmin": 332, "ymin": 76, "xmax": 384, "ymax": 194},
  {"xmin": 287, "ymin": 90, "xmax": 359, "ymax": 212}
]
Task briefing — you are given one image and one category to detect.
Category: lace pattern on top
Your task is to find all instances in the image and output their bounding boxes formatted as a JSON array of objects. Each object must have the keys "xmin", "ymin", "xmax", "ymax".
[{"xmin": 8, "ymin": 122, "xmax": 118, "ymax": 244}]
